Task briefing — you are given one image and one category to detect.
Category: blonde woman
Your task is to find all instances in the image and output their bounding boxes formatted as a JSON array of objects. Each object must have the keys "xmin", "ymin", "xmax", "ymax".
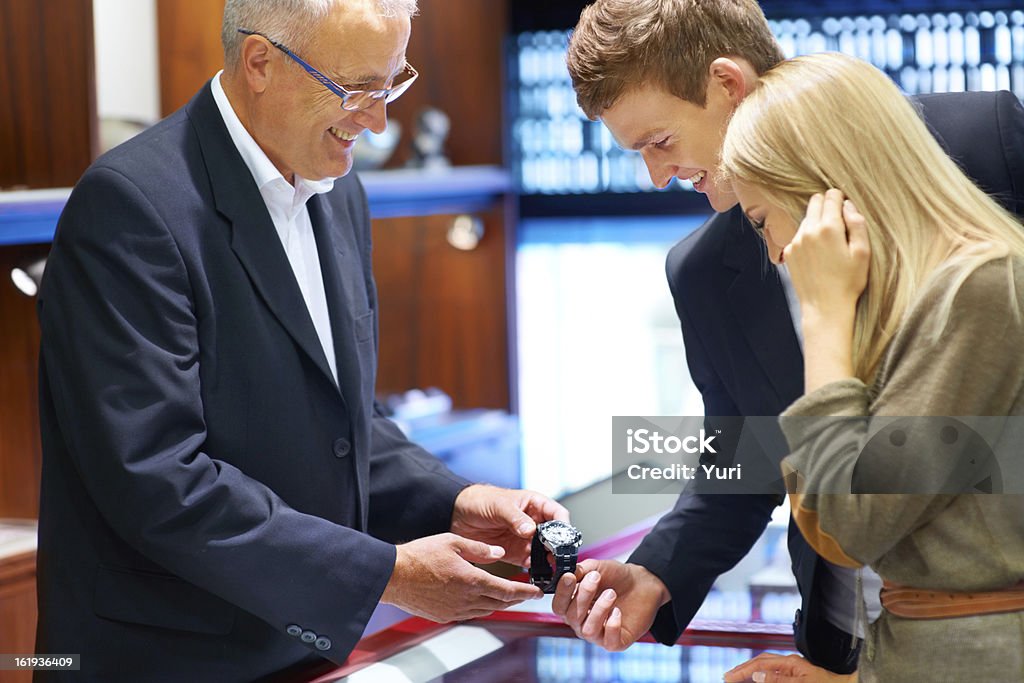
[{"xmin": 720, "ymin": 52, "xmax": 1024, "ymax": 682}]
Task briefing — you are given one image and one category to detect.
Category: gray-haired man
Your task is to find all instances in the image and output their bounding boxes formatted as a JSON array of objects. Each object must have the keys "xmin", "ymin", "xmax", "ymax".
[{"xmin": 35, "ymin": 1, "xmax": 562, "ymax": 679}]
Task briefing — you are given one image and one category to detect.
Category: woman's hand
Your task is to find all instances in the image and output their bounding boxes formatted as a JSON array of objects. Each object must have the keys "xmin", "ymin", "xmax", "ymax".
[
  {"xmin": 784, "ymin": 188, "xmax": 870, "ymax": 322},
  {"xmin": 724, "ymin": 653, "xmax": 857, "ymax": 682},
  {"xmin": 785, "ymin": 189, "xmax": 870, "ymax": 392}
]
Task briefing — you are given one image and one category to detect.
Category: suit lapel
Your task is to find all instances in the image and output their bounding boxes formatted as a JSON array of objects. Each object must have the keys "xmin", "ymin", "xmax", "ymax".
[
  {"xmin": 307, "ymin": 193, "xmax": 363, "ymax": 413},
  {"xmin": 719, "ymin": 207, "xmax": 804, "ymax": 410},
  {"xmin": 186, "ymin": 83, "xmax": 339, "ymax": 392}
]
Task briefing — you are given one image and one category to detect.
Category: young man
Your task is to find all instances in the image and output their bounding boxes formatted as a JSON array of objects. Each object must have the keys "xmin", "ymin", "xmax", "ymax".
[{"xmin": 554, "ymin": 0, "xmax": 1024, "ymax": 679}]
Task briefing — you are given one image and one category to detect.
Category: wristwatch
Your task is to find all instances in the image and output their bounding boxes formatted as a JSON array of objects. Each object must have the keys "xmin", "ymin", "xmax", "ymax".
[{"xmin": 530, "ymin": 520, "xmax": 583, "ymax": 593}]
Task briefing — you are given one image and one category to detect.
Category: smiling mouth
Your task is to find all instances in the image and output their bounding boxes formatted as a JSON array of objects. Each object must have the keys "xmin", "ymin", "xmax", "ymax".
[
  {"xmin": 686, "ymin": 170, "xmax": 708, "ymax": 191},
  {"xmin": 328, "ymin": 126, "xmax": 358, "ymax": 142}
]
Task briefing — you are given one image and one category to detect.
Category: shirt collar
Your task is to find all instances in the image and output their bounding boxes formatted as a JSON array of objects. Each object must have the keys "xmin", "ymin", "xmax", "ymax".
[{"xmin": 210, "ymin": 71, "xmax": 337, "ymax": 212}]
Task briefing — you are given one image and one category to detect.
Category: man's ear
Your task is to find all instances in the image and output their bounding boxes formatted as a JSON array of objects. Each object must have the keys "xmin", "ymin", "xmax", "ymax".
[
  {"xmin": 707, "ymin": 57, "xmax": 750, "ymax": 106},
  {"xmin": 239, "ymin": 35, "xmax": 274, "ymax": 94}
]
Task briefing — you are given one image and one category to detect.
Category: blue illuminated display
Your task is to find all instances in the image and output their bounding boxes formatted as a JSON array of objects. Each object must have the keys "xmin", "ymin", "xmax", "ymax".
[{"xmin": 509, "ymin": 9, "xmax": 1024, "ymax": 196}]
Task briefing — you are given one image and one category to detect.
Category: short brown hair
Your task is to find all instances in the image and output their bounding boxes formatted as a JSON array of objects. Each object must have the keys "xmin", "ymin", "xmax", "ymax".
[{"xmin": 567, "ymin": 0, "xmax": 784, "ymax": 118}]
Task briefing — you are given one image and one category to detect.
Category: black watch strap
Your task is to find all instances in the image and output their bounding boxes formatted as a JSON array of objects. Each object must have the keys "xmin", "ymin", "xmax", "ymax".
[
  {"xmin": 530, "ymin": 532, "xmax": 554, "ymax": 592},
  {"xmin": 531, "ymin": 533, "xmax": 579, "ymax": 594},
  {"xmin": 555, "ymin": 551, "xmax": 577, "ymax": 580}
]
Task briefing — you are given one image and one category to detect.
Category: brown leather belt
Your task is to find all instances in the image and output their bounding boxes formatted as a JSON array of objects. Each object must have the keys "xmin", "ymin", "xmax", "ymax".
[{"xmin": 881, "ymin": 580, "xmax": 1024, "ymax": 619}]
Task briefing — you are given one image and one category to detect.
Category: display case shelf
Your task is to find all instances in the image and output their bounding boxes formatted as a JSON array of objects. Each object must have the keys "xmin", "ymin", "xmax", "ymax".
[{"xmin": 0, "ymin": 166, "xmax": 511, "ymax": 246}]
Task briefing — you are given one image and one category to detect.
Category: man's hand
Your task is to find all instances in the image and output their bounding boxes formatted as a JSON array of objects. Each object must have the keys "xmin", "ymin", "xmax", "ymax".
[
  {"xmin": 380, "ymin": 533, "xmax": 543, "ymax": 622},
  {"xmin": 724, "ymin": 653, "xmax": 858, "ymax": 683},
  {"xmin": 551, "ymin": 559, "xmax": 670, "ymax": 651},
  {"xmin": 450, "ymin": 484, "xmax": 570, "ymax": 566}
]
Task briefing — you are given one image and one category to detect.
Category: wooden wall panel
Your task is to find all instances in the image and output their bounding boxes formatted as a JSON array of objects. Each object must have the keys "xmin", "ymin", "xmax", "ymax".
[
  {"xmin": 0, "ymin": 244, "xmax": 46, "ymax": 520},
  {"xmin": 372, "ymin": 202, "xmax": 510, "ymax": 410},
  {"xmin": 387, "ymin": 0, "xmax": 508, "ymax": 167},
  {"xmin": 0, "ymin": 551, "xmax": 37, "ymax": 683},
  {"xmin": 157, "ymin": 0, "xmax": 226, "ymax": 117},
  {"xmin": 372, "ymin": 1, "xmax": 513, "ymax": 408},
  {"xmin": 0, "ymin": 0, "xmax": 96, "ymax": 189}
]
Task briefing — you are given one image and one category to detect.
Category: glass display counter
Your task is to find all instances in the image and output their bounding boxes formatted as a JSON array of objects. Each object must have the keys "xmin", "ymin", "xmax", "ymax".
[
  {"xmin": 286, "ymin": 485, "xmax": 800, "ymax": 682},
  {"xmin": 302, "ymin": 611, "xmax": 794, "ymax": 683},
  {"xmin": 298, "ymin": 526, "xmax": 795, "ymax": 683}
]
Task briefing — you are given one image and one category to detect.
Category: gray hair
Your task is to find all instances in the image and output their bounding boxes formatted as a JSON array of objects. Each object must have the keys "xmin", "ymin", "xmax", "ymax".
[{"xmin": 222, "ymin": 0, "xmax": 418, "ymax": 69}]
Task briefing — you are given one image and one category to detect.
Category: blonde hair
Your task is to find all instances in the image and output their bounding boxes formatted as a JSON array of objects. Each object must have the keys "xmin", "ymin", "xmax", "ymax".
[
  {"xmin": 721, "ymin": 52, "xmax": 1024, "ymax": 383},
  {"xmin": 567, "ymin": 0, "xmax": 784, "ymax": 119}
]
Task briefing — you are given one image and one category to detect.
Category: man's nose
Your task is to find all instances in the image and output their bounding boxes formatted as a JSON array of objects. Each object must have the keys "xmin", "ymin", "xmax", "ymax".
[
  {"xmin": 640, "ymin": 150, "xmax": 674, "ymax": 189},
  {"xmin": 355, "ymin": 99, "xmax": 388, "ymax": 135}
]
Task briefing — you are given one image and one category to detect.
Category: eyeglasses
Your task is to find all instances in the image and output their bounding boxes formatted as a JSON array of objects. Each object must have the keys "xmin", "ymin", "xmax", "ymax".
[{"xmin": 237, "ymin": 28, "xmax": 418, "ymax": 112}]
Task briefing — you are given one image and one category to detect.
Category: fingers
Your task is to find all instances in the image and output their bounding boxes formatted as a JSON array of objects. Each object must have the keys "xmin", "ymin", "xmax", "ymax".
[
  {"xmin": 602, "ymin": 606, "xmax": 625, "ymax": 651},
  {"xmin": 561, "ymin": 561, "xmax": 624, "ymax": 630},
  {"xmin": 544, "ymin": 498, "xmax": 572, "ymax": 523},
  {"xmin": 724, "ymin": 655, "xmax": 786, "ymax": 679},
  {"xmin": 551, "ymin": 572, "xmax": 577, "ymax": 617},
  {"xmin": 792, "ymin": 190, "xmax": 870, "ymax": 275},
  {"xmin": 553, "ymin": 561, "xmax": 652, "ymax": 653},
  {"xmin": 493, "ymin": 490, "xmax": 571, "ymax": 539},
  {"xmin": 452, "ymin": 535, "xmax": 506, "ymax": 564},
  {"xmin": 552, "ymin": 569, "xmax": 601, "ymax": 633},
  {"xmin": 575, "ymin": 558, "xmax": 601, "ymax": 577},
  {"xmin": 389, "ymin": 534, "xmax": 545, "ymax": 623},
  {"xmin": 799, "ymin": 189, "xmax": 847, "ymax": 252},
  {"xmin": 488, "ymin": 494, "xmax": 537, "ymax": 538},
  {"xmin": 756, "ymin": 670, "xmax": 806, "ymax": 683},
  {"xmin": 844, "ymin": 199, "xmax": 870, "ymax": 263},
  {"xmin": 801, "ymin": 189, "xmax": 844, "ymax": 233},
  {"xmin": 501, "ymin": 540, "xmax": 533, "ymax": 568},
  {"xmin": 820, "ymin": 188, "xmax": 845, "ymax": 232},
  {"xmin": 572, "ymin": 571, "xmax": 603, "ymax": 628},
  {"xmin": 523, "ymin": 491, "xmax": 572, "ymax": 526},
  {"xmin": 723, "ymin": 654, "xmax": 818, "ymax": 683},
  {"xmin": 803, "ymin": 191, "xmax": 824, "ymax": 226},
  {"xmin": 514, "ymin": 516, "xmax": 536, "ymax": 538},
  {"xmin": 468, "ymin": 594, "xmax": 528, "ymax": 613},
  {"xmin": 842, "ymin": 197, "xmax": 864, "ymax": 225},
  {"xmin": 552, "ymin": 560, "xmax": 602, "ymax": 620},
  {"xmin": 579, "ymin": 588, "xmax": 617, "ymax": 642},
  {"xmin": 476, "ymin": 571, "xmax": 545, "ymax": 603},
  {"xmin": 446, "ymin": 535, "xmax": 544, "ymax": 602}
]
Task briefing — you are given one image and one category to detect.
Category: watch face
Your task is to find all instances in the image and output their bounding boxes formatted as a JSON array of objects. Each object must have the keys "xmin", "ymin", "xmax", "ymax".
[{"xmin": 539, "ymin": 520, "xmax": 581, "ymax": 547}]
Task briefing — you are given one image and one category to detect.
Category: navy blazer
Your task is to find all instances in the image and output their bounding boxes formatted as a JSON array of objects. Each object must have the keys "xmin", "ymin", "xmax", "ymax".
[
  {"xmin": 35, "ymin": 83, "xmax": 469, "ymax": 682},
  {"xmin": 628, "ymin": 90, "xmax": 1024, "ymax": 672}
]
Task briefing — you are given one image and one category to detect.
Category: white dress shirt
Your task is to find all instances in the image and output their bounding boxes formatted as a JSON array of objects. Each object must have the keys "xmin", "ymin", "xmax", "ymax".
[{"xmin": 210, "ymin": 71, "xmax": 340, "ymax": 385}]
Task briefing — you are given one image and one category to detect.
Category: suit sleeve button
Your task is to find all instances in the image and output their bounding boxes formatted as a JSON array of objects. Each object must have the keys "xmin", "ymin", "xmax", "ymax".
[
  {"xmin": 300, "ymin": 630, "xmax": 317, "ymax": 643},
  {"xmin": 314, "ymin": 636, "xmax": 332, "ymax": 651},
  {"xmin": 286, "ymin": 624, "xmax": 302, "ymax": 637}
]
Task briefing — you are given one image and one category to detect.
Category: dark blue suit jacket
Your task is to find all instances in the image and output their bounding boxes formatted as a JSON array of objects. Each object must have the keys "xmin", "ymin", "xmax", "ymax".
[
  {"xmin": 628, "ymin": 90, "xmax": 1024, "ymax": 673},
  {"xmin": 35, "ymin": 83, "xmax": 469, "ymax": 682}
]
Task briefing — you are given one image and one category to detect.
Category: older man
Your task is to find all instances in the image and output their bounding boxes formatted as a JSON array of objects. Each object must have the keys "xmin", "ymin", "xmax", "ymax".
[{"xmin": 35, "ymin": 1, "xmax": 560, "ymax": 680}]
